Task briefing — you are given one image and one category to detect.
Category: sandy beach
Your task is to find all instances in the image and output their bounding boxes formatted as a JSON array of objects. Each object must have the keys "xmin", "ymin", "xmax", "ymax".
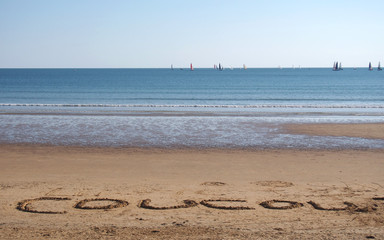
[{"xmin": 1, "ymin": 123, "xmax": 384, "ymax": 239}]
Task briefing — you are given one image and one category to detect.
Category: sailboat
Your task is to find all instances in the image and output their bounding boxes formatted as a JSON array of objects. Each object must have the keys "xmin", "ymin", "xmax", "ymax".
[
  {"xmin": 218, "ymin": 63, "xmax": 223, "ymax": 71},
  {"xmin": 378, "ymin": 62, "xmax": 382, "ymax": 71},
  {"xmin": 333, "ymin": 61, "xmax": 339, "ymax": 71},
  {"xmin": 190, "ymin": 63, "xmax": 194, "ymax": 71},
  {"xmin": 369, "ymin": 62, "xmax": 373, "ymax": 71},
  {"xmin": 243, "ymin": 64, "xmax": 247, "ymax": 70},
  {"xmin": 171, "ymin": 64, "xmax": 174, "ymax": 70}
]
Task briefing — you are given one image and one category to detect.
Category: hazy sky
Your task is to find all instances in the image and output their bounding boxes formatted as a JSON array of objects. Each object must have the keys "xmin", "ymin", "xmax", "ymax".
[{"xmin": 1, "ymin": 0, "xmax": 383, "ymax": 68}]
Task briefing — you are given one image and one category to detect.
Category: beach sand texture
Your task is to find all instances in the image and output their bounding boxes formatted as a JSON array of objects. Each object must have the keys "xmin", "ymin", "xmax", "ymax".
[
  {"xmin": 1, "ymin": 123, "xmax": 384, "ymax": 239},
  {"xmin": 285, "ymin": 123, "xmax": 384, "ymax": 139}
]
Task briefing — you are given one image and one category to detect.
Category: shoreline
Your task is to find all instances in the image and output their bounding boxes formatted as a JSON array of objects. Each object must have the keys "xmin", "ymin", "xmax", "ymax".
[
  {"xmin": 1, "ymin": 122, "xmax": 384, "ymax": 150},
  {"xmin": 1, "ymin": 143, "xmax": 383, "ymax": 152}
]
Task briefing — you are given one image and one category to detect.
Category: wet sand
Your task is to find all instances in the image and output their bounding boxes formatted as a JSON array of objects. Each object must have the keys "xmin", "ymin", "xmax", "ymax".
[
  {"xmin": 1, "ymin": 123, "xmax": 384, "ymax": 239},
  {"xmin": 285, "ymin": 123, "xmax": 384, "ymax": 139}
]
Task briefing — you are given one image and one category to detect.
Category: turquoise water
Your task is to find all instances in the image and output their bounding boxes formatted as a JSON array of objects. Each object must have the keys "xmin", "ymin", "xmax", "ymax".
[
  {"xmin": 0, "ymin": 68, "xmax": 383, "ymax": 148},
  {"xmin": 1, "ymin": 68, "xmax": 384, "ymax": 107}
]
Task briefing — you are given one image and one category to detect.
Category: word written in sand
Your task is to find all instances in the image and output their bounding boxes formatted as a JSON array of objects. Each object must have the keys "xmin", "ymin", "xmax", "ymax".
[{"xmin": 15, "ymin": 197, "xmax": 383, "ymax": 214}]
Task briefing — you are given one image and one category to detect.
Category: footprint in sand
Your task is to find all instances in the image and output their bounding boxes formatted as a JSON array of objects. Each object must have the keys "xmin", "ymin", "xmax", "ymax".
[
  {"xmin": 201, "ymin": 182, "xmax": 227, "ymax": 186},
  {"xmin": 250, "ymin": 181, "xmax": 294, "ymax": 188}
]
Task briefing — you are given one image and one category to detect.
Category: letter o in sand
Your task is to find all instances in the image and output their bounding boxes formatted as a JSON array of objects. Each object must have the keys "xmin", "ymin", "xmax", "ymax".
[
  {"xmin": 74, "ymin": 198, "xmax": 129, "ymax": 210},
  {"xmin": 260, "ymin": 200, "xmax": 303, "ymax": 210},
  {"xmin": 17, "ymin": 197, "xmax": 71, "ymax": 214}
]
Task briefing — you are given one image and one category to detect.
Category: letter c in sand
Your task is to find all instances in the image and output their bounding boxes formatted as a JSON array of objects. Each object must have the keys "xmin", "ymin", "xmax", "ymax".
[
  {"xmin": 200, "ymin": 199, "xmax": 255, "ymax": 210},
  {"xmin": 17, "ymin": 197, "xmax": 72, "ymax": 214}
]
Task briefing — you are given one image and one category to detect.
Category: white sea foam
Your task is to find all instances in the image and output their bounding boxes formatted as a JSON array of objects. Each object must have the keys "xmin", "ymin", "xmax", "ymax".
[{"xmin": 1, "ymin": 103, "xmax": 384, "ymax": 108}]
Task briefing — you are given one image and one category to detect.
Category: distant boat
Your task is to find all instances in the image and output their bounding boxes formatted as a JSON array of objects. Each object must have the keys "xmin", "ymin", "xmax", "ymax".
[
  {"xmin": 171, "ymin": 64, "xmax": 174, "ymax": 70},
  {"xmin": 369, "ymin": 62, "xmax": 373, "ymax": 71},
  {"xmin": 333, "ymin": 61, "xmax": 343, "ymax": 71},
  {"xmin": 333, "ymin": 61, "xmax": 339, "ymax": 71},
  {"xmin": 378, "ymin": 62, "xmax": 382, "ymax": 71},
  {"xmin": 243, "ymin": 64, "xmax": 247, "ymax": 70},
  {"xmin": 190, "ymin": 63, "xmax": 194, "ymax": 71},
  {"xmin": 218, "ymin": 63, "xmax": 223, "ymax": 71}
]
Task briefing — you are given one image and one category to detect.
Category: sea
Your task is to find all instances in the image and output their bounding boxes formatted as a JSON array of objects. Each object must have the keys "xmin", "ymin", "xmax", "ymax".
[{"xmin": 0, "ymin": 68, "xmax": 383, "ymax": 149}]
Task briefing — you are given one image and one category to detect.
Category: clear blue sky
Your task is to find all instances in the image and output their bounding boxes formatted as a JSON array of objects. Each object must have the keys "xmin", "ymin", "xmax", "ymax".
[{"xmin": 0, "ymin": 0, "xmax": 383, "ymax": 68}]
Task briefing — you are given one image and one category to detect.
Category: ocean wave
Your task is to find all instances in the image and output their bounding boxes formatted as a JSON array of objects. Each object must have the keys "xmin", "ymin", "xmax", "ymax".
[{"xmin": 1, "ymin": 103, "xmax": 384, "ymax": 109}]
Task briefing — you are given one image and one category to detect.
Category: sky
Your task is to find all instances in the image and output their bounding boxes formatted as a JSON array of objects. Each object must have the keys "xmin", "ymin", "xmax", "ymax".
[{"xmin": 0, "ymin": 0, "xmax": 383, "ymax": 68}]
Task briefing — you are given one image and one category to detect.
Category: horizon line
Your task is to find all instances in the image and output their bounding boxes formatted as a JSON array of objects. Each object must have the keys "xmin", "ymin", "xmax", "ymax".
[{"xmin": 0, "ymin": 66, "xmax": 378, "ymax": 69}]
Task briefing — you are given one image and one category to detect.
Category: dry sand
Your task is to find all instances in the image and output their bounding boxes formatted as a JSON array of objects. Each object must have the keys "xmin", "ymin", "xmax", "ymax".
[{"xmin": 1, "ymin": 123, "xmax": 384, "ymax": 239}]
